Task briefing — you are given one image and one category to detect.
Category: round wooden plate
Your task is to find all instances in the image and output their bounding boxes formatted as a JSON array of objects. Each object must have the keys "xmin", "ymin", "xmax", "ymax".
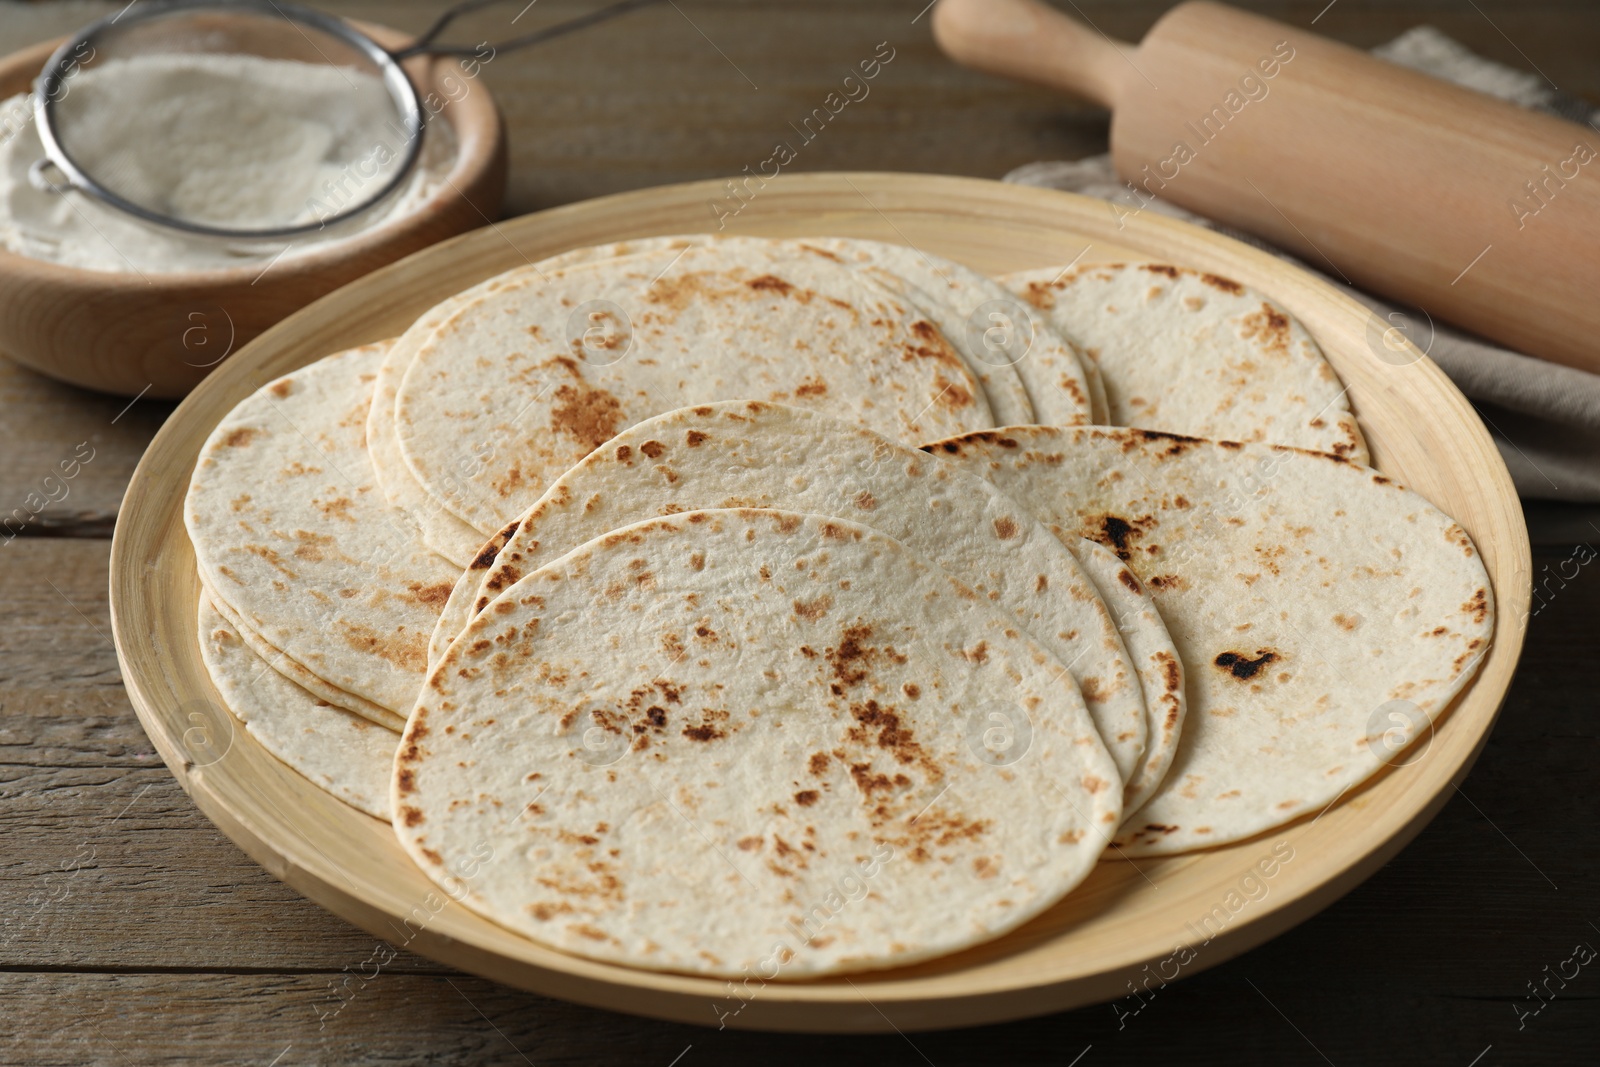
[{"xmin": 110, "ymin": 173, "xmax": 1530, "ymax": 1033}]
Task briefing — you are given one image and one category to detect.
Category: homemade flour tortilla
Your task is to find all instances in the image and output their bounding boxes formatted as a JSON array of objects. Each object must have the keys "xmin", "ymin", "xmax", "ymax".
[
  {"xmin": 186, "ymin": 344, "xmax": 460, "ymax": 718},
  {"xmin": 395, "ymin": 509, "xmax": 1122, "ymax": 977},
  {"xmin": 802, "ymin": 237, "xmax": 1099, "ymax": 426},
  {"xmin": 368, "ymin": 326, "xmax": 488, "ymax": 567},
  {"xmin": 1006, "ymin": 263, "xmax": 1368, "ymax": 461},
  {"xmin": 1071, "ymin": 539, "xmax": 1185, "ymax": 814},
  {"xmin": 438, "ymin": 401, "xmax": 1151, "ymax": 791},
  {"xmin": 203, "ymin": 581, "xmax": 403, "ymax": 731},
  {"xmin": 198, "ymin": 596, "xmax": 393, "ymax": 819},
  {"xmin": 395, "ymin": 242, "xmax": 994, "ymax": 534},
  {"xmin": 932, "ymin": 426, "xmax": 1493, "ymax": 855},
  {"xmin": 523, "ymin": 234, "xmax": 1095, "ymax": 426}
]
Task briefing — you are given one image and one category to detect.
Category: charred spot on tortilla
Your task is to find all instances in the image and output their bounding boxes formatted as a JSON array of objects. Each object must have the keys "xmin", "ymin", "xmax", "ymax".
[{"xmin": 1213, "ymin": 650, "xmax": 1279, "ymax": 680}]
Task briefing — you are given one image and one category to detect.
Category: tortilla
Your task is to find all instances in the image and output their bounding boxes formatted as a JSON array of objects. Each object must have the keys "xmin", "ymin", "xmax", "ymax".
[
  {"xmin": 1070, "ymin": 538, "xmax": 1185, "ymax": 814},
  {"xmin": 185, "ymin": 343, "xmax": 460, "ymax": 720},
  {"xmin": 198, "ymin": 595, "xmax": 393, "ymax": 819},
  {"xmin": 802, "ymin": 237, "xmax": 1097, "ymax": 426},
  {"xmin": 930, "ymin": 425, "xmax": 1492, "ymax": 855},
  {"xmin": 1006, "ymin": 263, "xmax": 1368, "ymax": 461},
  {"xmin": 394, "ymin": 242, "xmax": 994, "ymax": 534},
  {"xmin": 518, "ymin": 234, "xmax": 1094, "ymax": 426},
  {"xmin": 394, "ymin": 508, "xmax": 1121, "ymax": 977},
  {"xmin": 368, "ymin": 323, "xmax": 490, "ymax": 567},
  {"xmin": 202, "ymin": 580, "xmax": 403, "ymax": 731},
  {"xmin": 440, "ymin": 401, "xmax": 1150, "ymax": 791}
]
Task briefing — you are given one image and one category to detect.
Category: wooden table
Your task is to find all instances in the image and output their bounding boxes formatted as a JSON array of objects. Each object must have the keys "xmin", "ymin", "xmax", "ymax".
[{"xmin": 3, "ymin": 2, "xmax": 1597, "ymax": 1063}]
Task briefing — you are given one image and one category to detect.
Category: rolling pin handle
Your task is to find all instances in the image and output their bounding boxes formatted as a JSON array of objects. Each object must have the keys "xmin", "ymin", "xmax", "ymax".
[{"xmin": 931, "ymin": 0, "xmax": 1134, "ymax": 110}]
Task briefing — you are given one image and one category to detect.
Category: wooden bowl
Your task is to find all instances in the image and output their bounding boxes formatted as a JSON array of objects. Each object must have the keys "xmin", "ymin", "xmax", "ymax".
[
  {"xmin": 0, "ymin": 24, "xmax": 506, "ymax": 398},
  {"xmin": 109, "ymin": 173, "xmax": 1531, "ymax": 1032}
]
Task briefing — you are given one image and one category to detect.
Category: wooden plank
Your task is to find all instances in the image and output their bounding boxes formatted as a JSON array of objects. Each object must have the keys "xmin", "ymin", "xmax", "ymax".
[
  {"xmin": 0, "ymin": 540, "xmax": 431, "ymax": 972},
  {"xmin": 0, "ymin": 359, "xmax": 171, "ymax": 539},
  {"xmin": 0, "ymin": 966, "xmax": 1595, "ymax": 1065}
]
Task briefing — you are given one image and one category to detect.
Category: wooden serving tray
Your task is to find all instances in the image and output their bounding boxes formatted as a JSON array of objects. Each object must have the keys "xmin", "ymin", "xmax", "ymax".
[{"xmin": 108, "ymin": 173, "xmax": 1530, "ymax": 1033}]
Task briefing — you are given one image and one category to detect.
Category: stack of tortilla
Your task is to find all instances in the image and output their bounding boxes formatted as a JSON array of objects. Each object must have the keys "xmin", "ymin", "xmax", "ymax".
[{"xmin": 185, "ymin": 235, "xmax": 1492, "ymax": 978}]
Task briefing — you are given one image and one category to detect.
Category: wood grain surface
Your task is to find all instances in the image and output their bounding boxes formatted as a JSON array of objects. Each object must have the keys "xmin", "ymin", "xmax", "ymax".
[{"xmin": 2, "ymin": 0, "xmax": 1598, "ymax": 1063}]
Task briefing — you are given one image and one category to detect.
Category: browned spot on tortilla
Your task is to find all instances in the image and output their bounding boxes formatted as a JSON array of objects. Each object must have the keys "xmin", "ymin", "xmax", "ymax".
[
  {"xmin": 400, "ymin": 806, "xmax": 424, "ymax": 827},
  {"xmin": 959, "ymin": 641, "xmax": 989, "ymax": 664},
  {"xmin": 1214, "ymin": 649, "xmax": 1278, "ymax": 680},
  {"xmin": 1157, "ymin": 651, "xmax": 1181, "ymax": 693},
  {"xmin": 809, "ymin": 752, "xmax": 830, "ymax": 774},
  {"xmin": 993, "ymin": 516, "xmax": 1018, "ymax": 540},
  {"xmin": 1117, "ymin": 569, "xmax": 1141, "ymax": 594},
  {"xmin": 748, "ymin": 273, "xmax": 795, "ymax": 296},
  {"xmin": 1128, "ymin": 428, "xmax": 1203, "ymax": 457},
  {"xmin": 902, "ymin": 682, "xmax": 920, "ymax": 699},
  {"xmin": 244, "ymin": 543, "xmax": 294, "ymax": 576},
  {"xmin": 854, "ymin": 491, "xmax": 877, "ymax": 511},
  {"xmin": 683, "ymin": 721, "xmax": 726, "ymax": 742},
  {"xmin": 615, "ymin": 444, "xmax": 632, "ymax": 463},
  {"xmin": 1239, "ymin": 303, "xmax": 1291, "ymax": 355},
  {"xmin": 849, "ymin": 761, "xmax": 897, "ymax": 796},
  {"xmin": 774, "ymin": 513, "xmax": 802, "ymax": 534},
  {"xmin": 527, "ymin": 901, "xmax": 574, "ymax": 921},
  {"xmin": 1142, "ymin": 264, "xmax": 1180, "ymax": 279},
  {"xmin": 1035, "ymin": 574, "xmax": 1049, "ymax": 593},
  {"xmin": 222, "ymin": 427, "xmax": 257, "ymax": 447},
  {"xmin": 342, "ymin": 621, "xmax": 427, "ymax": 672},
  {"xmin": 933, "ymin": 375, "xmax": 974, "ymax": 411},
  {"xmin": 406, "ymin": 581, "xmax": 455, "ymax": 608},
  {"xmin": 290, "ymin": 530, "xmax": 335, "ymax": 561},
  {"xmin": 1020, "ymin": 281, "xmax": 1056, "ymax": 310},
  {"xmin": 551, "ymin": 382, "xmax": 623, "ymax": 451},
  {"xmin": 793, "ymin": 593, "xmax": 833, "ymax": 620},
  {"xmin": 827, "ymin": 624, "xmax": 876, "ymax": 688},
  {"xmin": 685, "ymin": 430, "xmax": 708, "ymax": 447},
  {"xmin": 268, "ymin": 380, "xmax": 293, "ymax": 398},
  {"xmin": 1201, "ymin": 272, "xmax": 1244, "ymax": 294},
  {"xmin": 794, "ymin": 790, "xmax": 819, "ymax": 806},
  {"xmin": 1147, "ymin": 574, "xmax": 1184, "ymax": 591},
  {"xmin": 1090, "ymin": 514, "xmax": 1148, "ymax": 561},
  {"xmin": 689, "ymin": 551, "xmax": 705, "ymax": 571},
  {"xmin": 847, "ymin": 699, "xmax": 932, "ymax": 771},
  {"xmin": 795, "ymin": 377, "xmax": 828, "ymax": 398},
  {"xmin": 1334, "ymin": 613, "xmax": 1360, "ymax": 631},
  {"xmin": 639, "ymin": 440, "xmax": 665, "ymax": 460},
  {"xmin": 1464, "ymin": 588, "xmax": 1489, "ymax": 624},
  {"xmin": 470, "ymin": 525, "xmax": 515, "ymax": 570}
]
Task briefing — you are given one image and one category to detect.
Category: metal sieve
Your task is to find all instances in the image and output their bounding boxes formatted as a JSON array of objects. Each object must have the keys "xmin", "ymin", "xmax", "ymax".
[{"xmin": 28, "ymin": 0, "xmax": 664, "ymax": 241}]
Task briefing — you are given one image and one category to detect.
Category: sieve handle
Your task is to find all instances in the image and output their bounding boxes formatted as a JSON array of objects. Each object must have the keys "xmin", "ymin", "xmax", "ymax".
[
  {"xmin": 391, "ymin": 0, "xmax": 668, "ymax": 61},
  {"xmin": 27, "ymin": 157, "xmax": 74, "ymax": 194}
]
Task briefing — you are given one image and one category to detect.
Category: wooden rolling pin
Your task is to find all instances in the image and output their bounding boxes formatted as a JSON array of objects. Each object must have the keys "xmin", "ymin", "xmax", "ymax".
[{"xmin": 933, "ymin": 0, "xmax": 1600, "ymax": 375}]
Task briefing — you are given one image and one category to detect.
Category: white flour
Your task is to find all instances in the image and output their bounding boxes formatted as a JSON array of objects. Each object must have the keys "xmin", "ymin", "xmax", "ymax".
[{"xmin": 0, "ymin": 53, "xmax": 456, "ymax": 273}]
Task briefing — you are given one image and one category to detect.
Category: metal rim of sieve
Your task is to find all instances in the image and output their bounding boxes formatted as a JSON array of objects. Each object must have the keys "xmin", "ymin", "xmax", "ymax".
[{"xmin": 30, "ymin": 0, "xmax": 428, "ymax": 242}]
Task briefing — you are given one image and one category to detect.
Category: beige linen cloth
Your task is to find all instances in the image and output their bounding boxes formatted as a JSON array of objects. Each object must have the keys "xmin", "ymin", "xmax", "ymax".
[{"xmin": 1006, "ymin": 27, "xmax": 1600, "ymax": 501}]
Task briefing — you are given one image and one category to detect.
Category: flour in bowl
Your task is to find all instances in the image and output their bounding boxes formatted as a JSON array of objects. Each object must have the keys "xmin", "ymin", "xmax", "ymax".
[{"xmin": 0, "ymin": 53, "xmax": 456, "ymax": 272}]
